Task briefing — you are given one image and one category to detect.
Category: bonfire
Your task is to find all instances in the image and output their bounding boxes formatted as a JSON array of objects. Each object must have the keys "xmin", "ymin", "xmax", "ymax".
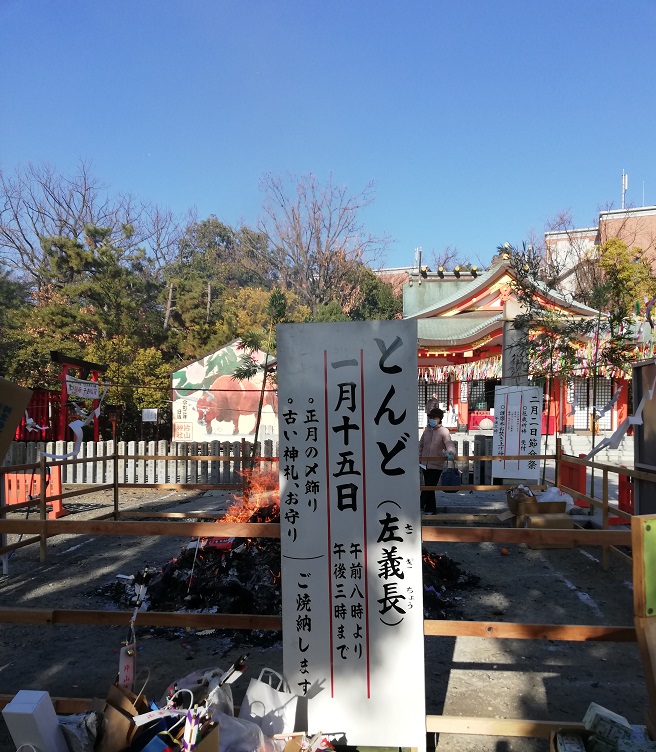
[{"xmin": 97, "ymin": 468, "xmax": 479, "ymax": 630}]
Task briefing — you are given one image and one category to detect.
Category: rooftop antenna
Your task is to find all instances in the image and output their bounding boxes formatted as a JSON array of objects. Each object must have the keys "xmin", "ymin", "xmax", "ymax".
[
  {"xmin": 622, "ymin": 170, "xmax": 628, "ymax": 209},
  {"xmin": 417, "ymin": 246, "xmax": 423, "ymax": 285}
]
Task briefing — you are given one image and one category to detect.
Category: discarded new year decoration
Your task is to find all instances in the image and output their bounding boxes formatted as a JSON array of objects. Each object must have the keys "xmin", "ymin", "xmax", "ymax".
[{"xmin": 23, "ymin": 411, "xmax": 49, "ymax": 433}]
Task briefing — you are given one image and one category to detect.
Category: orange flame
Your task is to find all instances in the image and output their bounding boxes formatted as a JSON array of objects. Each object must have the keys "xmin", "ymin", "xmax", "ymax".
[{"xmin": 221, "ymin": 468, "xmax": 280, "ymax": 523}]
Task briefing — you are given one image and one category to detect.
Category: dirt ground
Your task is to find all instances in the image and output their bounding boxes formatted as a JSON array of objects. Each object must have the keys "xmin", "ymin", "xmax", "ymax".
[{"xmin": 0, "ymin": 487, "xmax": 644, "ymax": 752}]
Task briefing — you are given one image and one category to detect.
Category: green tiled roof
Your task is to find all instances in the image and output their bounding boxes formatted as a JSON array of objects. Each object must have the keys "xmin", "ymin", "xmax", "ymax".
[
  {"xmin": 404, "ymin": 269, "xmax": 498, "ymax": 318},
  {"xmin": 403, "ymin": 261, "xmax": 600, "ymax": 319},
  {"xmin": 417, "ymin": 314, "xmax": 503, "ymax": 345}
]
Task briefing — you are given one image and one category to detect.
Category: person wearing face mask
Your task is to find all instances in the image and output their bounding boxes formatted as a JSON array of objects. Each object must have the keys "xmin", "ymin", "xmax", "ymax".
[{"xmin": 419, "ymin": 407, "xmax": 456, "ymax": 515}]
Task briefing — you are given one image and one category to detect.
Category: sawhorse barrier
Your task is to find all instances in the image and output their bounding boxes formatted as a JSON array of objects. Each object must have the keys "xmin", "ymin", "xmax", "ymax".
[
  {"xmin": 560, "ymin": 453, "xmax": 588, "ymax": 508},
  {"xmin": 2, "ymin": 466, "xmax": 65, "ymax": 519}
]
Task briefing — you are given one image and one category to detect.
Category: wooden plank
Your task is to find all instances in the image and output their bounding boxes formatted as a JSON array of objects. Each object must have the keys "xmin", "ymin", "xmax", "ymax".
[
  {"xmin": 0, "ymin": 607, "xmax": 281, "ymax": 630},
  {"xmin": 633, "ymin": 516, "xmax": 650, "ymax": 617},
  {"xmin": 421, "ymin": 454, "xmax": 556, "ymax": 462},
  {"xmin": 423, "ymin": 484, "xmax": 547, "ymax": 492},
  {"xmin": 50, "ymin": 485, "xmax": 113, "ymax": 502},
  {"xmin": 0, "ymin": 499, "xmax": 38, "ymax": 512},
  {"xmin": 426, "ymin": 715, "xmax": 585, "ymax": 738},
  {"xmin": 0, "ymin": 536, "xmax": 42, "ymax": 555},
  {"xmin": 116, "ymin": 483, "xmax": 244, "ymax": 491},
  {"xmin": 0, "ymin": 607, "xmax": 633, "ymax": 645},
  {"xmin": 557, "ymin": 486, "xmax": 632, "ymax": 520},
  {"xmin": 421, "ymin": 526, "xmax": 631, "ymax": 546},
  {"xmin": 562, "ymin": 456, "xmax": 656, "ymax": 483},
  {"xmin": 0, "ymin": 695, "xmax": 92, "ymax": 713},
  {"xmin": 0, "ymin": 519, "xmax": 628, "ymax": 545},
  {"xmin": 0, "ymin": 518, "xmax": 628, "ymax": 545},
  {"xmin": 643, "ymin": 520, "xmax": 656, "ymax": 616},
  {"xmin": 427, "ymin": 514, "xmax": 503, "ymax": 523},
  {"xmin": 0, "ymin": 463, "xmax": 40, "ymax": 473},
  {"xmin": 424, "ymin": 620, "xmax": 636, "ymax": 641},
  {"xmin": 611, "ymin": 546, "xmax": 633, "ymax": 565},
  {"xmin": 635, "ymin": 617, "xmax": 656, "ymax": 723},
  {"xmin": 0, "ymin": 700, "xmax": 589, "ymax": 737},
  {"xmin": 120, "ymin": 511, "xmax": 226, "ymax": 520},
  {"xmin": 602, "ymin": 469, "xmax": 610, "ymax": 570},
  {"xmin": 0, "ymin": 518, "xmax": 280, "ymax": 538},
  {"xmin": 117, "ymin": 454, "xmax": 244, "ymax": 462},
  {"xmin": 90, "ymin": 512, "xmax": 117, "ymax": 521}
]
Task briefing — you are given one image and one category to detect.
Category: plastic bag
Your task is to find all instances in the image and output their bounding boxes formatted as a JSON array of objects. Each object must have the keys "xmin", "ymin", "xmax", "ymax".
[
  {"xmin": 208, "ymin": 711, "xmax": 264, "ymax": 752},
  {"xmin": 57, "ymin": 712, "xmax": 102, "ymax": 752},
  {"xmin": 238, "ymin": 668, "xmax": 298, "ymax": 737},
  {"xmin": 159, "ymin": 668, "xmax": 233, "ymax": 715},
  {"xmin": 537, "ymin": 487, "xmax": 574, "ymax": 504}
]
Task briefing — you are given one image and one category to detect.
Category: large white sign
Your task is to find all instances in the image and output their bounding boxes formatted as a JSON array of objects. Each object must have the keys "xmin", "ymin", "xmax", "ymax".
[
  {"xmin": 492, "ymin": 385, "xmax": 542, "ymax": 480},
  {"xmin": 277, "ymin": 321, "xmax": 425, "ymax": 749}
]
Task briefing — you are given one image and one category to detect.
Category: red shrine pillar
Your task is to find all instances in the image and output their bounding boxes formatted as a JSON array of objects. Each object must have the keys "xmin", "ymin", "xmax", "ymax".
[
  {"xmin": 615, "ymin": 378, "xmax": 628, "ymax": 429},
  {"xmin": 58, "ymin": 363, "xmax": 70, "ymax": 441}
]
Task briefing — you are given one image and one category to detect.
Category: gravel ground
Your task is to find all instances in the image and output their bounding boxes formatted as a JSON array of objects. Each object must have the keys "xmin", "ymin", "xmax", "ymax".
[{"xmin": 0, "ymin": 486, "xmax": 643, "ymax": 752}]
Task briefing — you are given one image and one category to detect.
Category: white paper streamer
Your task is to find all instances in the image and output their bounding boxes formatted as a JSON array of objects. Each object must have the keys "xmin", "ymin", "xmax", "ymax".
[
  {"xmin": 584, "ymin": 375, "xmax": 656, "ymax": 460},
  {"xmin": 24, "ymin": 411, "xmax": 49, "ymax": 432},
  {"xmin": 596, "ymin": 386, "xmax": 622, "ymax": 419}
]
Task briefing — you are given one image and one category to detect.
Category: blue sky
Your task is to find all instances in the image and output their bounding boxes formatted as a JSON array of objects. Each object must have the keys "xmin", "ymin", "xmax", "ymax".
[{"xmin": 2, "ymin": 0, "xmax": 655, "ymax": 270}]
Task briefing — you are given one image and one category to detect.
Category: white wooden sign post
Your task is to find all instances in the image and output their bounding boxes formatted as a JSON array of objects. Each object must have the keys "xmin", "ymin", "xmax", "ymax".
[
  {"xmin": 276, "ymin": 321, "xmax": 425, "ymax": 749},
  {"xmin": 492, "ymin": 385, "xmax": 542, "ymax": 481}
]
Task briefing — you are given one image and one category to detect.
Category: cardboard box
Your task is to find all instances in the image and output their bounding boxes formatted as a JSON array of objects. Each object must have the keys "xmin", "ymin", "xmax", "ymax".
[
  {"xmin": 549, "ymin": 727, "xmax": 589, "ymax": 752},
  {"xmin": 520, "ymin": 500, "xmax": 568, "ymax": 516},
  {"xmin": 93, "ymin": 684, "xmax": 150, "ymax": 752},
  {"xmin": 583, "ymin": 702, "xmax": 633, "ymax": 743},
  {"xmin": 195, "ymin": 725, "xmax": 220, "ymax": 752},
  {"xmin": 0, "ymin": 378, "xmax": 32, "ymax": 463},
  {"xmin": 2, "ymin": 689, "xmax": 69, "ymax": 752},
  {"xmin": 514, "ymin": 500, "xmax": 568, "ymax": 528},
  {"xmin": 525, "ymin": 513, "xmax": 575, "ymax": 548},
  {"xmin": 506, "ymin": 488, "xmax": 535, "ymax": 515}
]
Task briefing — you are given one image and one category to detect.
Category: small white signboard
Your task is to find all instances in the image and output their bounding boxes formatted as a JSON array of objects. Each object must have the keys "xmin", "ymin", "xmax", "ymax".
[
  {"xmin": 492, "ymin": 385, "xmax": 542, "ymax": 480},
  {"xmin": 277, "ymin": 320, "xmax": 425, "ymax": 749},
  {"xmin": 65, "ymin": 375, "xmax": 100, "ymax": 400},
  {"xmin": 141, "ymin": 409, "xmax": 158, "ymax": 423}
]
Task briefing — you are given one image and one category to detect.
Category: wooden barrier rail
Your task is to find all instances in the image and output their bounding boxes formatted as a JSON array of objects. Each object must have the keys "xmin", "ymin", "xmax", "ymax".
[{"xmin": 0, "ymin": 445, "xmax": 654, "ymax": 743}]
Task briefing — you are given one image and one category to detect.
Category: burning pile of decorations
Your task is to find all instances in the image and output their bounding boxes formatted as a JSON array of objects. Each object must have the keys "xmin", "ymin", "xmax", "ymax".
[{"xmin": 96, "ymin": 469, "xmax": 480, "ymax": 635}]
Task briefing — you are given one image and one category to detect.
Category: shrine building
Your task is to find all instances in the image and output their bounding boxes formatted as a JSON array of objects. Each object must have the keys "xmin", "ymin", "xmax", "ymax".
[{"xmin": 400, "ymin": 259, "xmax": 635, "ymax": 435}]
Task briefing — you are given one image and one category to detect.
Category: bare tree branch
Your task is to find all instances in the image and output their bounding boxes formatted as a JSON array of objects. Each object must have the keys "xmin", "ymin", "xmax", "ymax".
[
  {"xmin": 256, "ymin": 172, "xmax": 388, "ymax": 312},
  {"xmin": 0, "ymin": 161, "xmax": 184, "ymax": 286}
]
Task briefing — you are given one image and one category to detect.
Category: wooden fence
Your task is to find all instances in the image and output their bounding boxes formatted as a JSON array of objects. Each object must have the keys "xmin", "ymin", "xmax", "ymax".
[
  {"xmin": 4, "ymin": 436, "xmax": 491, "ymax": 487},
  {"xmin": 0, "ymin": 446, "xmax": 654, "ymax": 743},
  {"xmin": 3, "ymin": 439, "xmax": 279, "ymax": 485}
]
